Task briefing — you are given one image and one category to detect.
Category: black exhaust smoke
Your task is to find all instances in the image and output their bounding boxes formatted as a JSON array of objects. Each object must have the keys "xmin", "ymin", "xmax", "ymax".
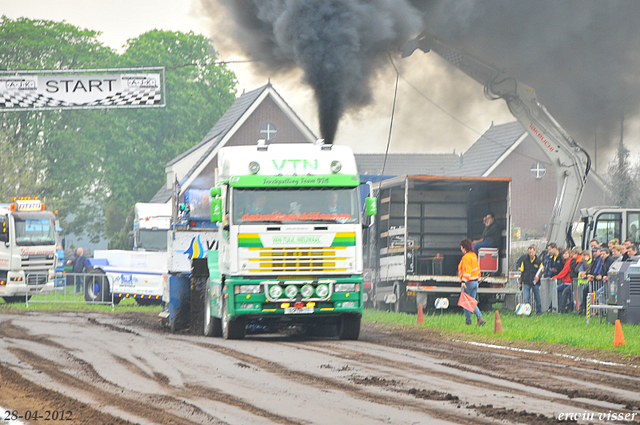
[{"xmin": 211, "ymin": 0, "xmax": 422, "ymax": 143}]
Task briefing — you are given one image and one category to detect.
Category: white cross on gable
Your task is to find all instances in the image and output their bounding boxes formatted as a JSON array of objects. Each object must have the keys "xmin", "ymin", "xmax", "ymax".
[
  {"xmin": 260, "ymin": 123, "xmax": 277, "ymax": 141},
  {"xmin": 531, "ymin": 162, "xmax": 546, "ymax": 179}
]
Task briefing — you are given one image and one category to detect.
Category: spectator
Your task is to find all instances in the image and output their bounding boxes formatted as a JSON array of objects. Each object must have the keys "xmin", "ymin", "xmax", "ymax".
[
  {"xmin": 626, "ymin": 244, "xmax": 638, "ymax": 261},
  {"xmin": 608, "ymin": 238, "xmax": 619, "ymax": 251},
  {"xmin": 600, "ymin": 248, "xmax": 615, "ymax": 277},
  {"xmin": 577, "ymin": 250, "xmax": 592, "ymax": 278},
  {"xmin": 543, "ymin": 242, "xmax": 564, "ymax": 278},
  {"xmin": 552, "ymin": 250, "xmax": 573, "ymax": 313},
  {"xmin": 517, "ymin": 244, "xmax": 543, "ymax": 315},
  {"xmin": 621, "ymin": 240, "xmax": 632, "ymax": 261},
  {"xmin": 68, "ymin": 247, "xmax": 87, "ymax": 293},
  {"xmin": 588, "ymin": 246, "xmax": 603, "ymax": 280},
  {"xmin": 472, "ymin": 213, "xmax": 501, "ymax": 252},
  {"xmin": 611, "ymin": 244, "xmax": 623, "ymax": 262},
  {"xmin": 569, "ymin": 247, "xmax": 582, "ymax": 281},
  {"xmin": 589, "ymin": 239, "xmax": 601, "ymax": 250}
]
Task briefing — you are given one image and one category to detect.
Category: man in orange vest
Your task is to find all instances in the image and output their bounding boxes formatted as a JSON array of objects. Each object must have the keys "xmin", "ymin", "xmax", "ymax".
[{"xmin": 459, "ymin": 238, "xmax": 485, "ymax": 326}]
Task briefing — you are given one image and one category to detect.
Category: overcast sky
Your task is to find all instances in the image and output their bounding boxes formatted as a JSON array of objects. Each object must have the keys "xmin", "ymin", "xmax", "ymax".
[{"xmin": 2, "ymin": 0, "xmax": 637, "ymax": 169}]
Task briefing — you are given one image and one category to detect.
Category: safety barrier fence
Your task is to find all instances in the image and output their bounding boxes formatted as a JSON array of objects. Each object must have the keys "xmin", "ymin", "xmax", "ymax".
[
  {"xmin": 25, "ymin": 272, "xmax": 115, "ymax": 307},
  {"xmin": 507, "ymin": 273, "xmax": 612, "ymax": 318}
]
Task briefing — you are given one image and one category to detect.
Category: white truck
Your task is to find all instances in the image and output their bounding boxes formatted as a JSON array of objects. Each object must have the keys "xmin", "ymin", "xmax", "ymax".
[
  {"xmin": 161, "ymin": 141, "xmax": 377, "ymax": 339},
  {"xmin": 0, "ymin": 197, "xmax": 56, "ymax": 303},
  {"xmin": 86, "ymin": 203, "xmax": 172, "ymax": 304}
]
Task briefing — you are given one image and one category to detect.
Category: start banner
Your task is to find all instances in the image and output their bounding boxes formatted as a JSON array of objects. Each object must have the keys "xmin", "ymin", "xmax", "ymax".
[{"xmin": 0, "ymin": 68, "xmax": 165, "ymax": 111}]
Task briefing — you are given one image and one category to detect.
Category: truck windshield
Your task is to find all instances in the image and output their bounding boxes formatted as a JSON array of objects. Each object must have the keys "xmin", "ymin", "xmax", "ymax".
[
  {"xmin": 13, "ymin": 213, "xmax": 56, "ymax": 246},
  {"xmin": 138, "ymin": 229, "xmax": 168, "ymax": 251},
  {"xmin": 232, "ymin": 188, "xmax": 360, "ymax": 225}
]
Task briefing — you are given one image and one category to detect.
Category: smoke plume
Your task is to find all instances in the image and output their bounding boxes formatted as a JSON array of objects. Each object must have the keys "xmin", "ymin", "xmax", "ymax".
[
  {"xmin": 210, "ymin": 0, "xmax": 422, "ymax": 143},
  {"xmin": 205, "ymin": 0, "xmax": 640, "ymax": 160}
]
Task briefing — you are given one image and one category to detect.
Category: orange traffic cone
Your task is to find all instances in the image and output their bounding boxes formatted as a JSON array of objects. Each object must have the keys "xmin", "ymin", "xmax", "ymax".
[
  {"xmin": 494, "ymin": 310, "xmax": 503, "ymax": 334},
  {"xmin": 416, "ymin": 303, "xmax": 425, "ymax": 325},
  {"xmin": 614, "ymin": 319, "xmax": 626, "ymax": 347}
]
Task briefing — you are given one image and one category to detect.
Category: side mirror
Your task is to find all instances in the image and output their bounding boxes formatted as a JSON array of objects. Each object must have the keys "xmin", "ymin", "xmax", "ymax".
[
  {"xmin": 210, "ymin": 187, "xmax": 222, "ymax": 197},
  {"xmin": 211, "ymin": 198, "xmax": 223, "ymax": 223},
  {"xmin": 365, "ymin": 197, "xmax": 377, "ymax": 217}
]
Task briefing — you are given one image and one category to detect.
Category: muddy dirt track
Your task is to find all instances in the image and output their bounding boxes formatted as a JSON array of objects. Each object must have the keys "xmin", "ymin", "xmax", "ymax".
[{"xmin": 0, "ymin": 311, "xmax": 639, "ymax": 425}]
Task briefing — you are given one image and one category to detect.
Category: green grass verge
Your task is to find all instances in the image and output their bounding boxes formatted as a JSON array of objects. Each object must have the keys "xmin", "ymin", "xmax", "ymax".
[
  {"xmin": 0, "ymin": 291, "xmax": 162, "ymax": 314},
  {"xmin": 363, "ymin": 308, "xmax": 640, "ymax": 357}
]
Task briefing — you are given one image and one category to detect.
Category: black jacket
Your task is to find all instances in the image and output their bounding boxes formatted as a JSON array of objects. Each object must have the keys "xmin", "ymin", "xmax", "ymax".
[{"xmin": 517, "ymin": 254, "xmax": 542, "ymax": 285}]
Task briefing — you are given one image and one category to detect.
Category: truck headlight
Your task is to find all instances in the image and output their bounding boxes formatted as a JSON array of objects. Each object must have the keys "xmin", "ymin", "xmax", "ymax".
[
  {"xmin": 334, "ymin": 283, "xmax": 357, "ymax": 292},
  {"xmin": 284, "ymin": 285, "xmax": 298, "ymax": 298},
  {"xmin": 315, "ymin": 284, "xmax": 329, "ymax": 297},
  {"xmin": 269, "ymin": 285, "xmax": 283, "ymax": 299},
  {"xmin": 300, "ymin": 284, "xmax": 314, "ymax": 298},
  {"xmin": 237, "ymin": 285, "xmax": 262, "ymax": 294}
]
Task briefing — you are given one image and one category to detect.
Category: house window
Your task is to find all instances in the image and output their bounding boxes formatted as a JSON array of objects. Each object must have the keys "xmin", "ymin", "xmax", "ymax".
[
  {"xmin": 531, "ymin": 162, "xmax": 546, "ymax": 179},
  {"xmin": 260, "ymin": 123, "xmax": 277, "ymax": 141}
]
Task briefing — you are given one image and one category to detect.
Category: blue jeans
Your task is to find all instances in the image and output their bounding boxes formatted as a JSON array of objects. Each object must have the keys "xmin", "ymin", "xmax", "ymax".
[
  {"xmin": 523, "ymin": 283, "xmax": 542, "ymax": 314},
  {"xmin": 463, "ymin": 280, "xmax": 483, "ymax": 324},
  {"xmin": 473, "ymin": 240, "xmax": 495, "ymax": 252}
]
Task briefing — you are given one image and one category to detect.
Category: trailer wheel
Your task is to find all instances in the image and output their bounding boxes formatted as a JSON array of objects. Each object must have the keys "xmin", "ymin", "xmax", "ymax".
[
  {"xmin": 204, "ymin": 284, "xmax": 222, "ymax": 337},
  {"xmin": 338, "ymin": 315, "xmax": 361, "ymax": 340},
  {"xmin": 222, "ymin": 297, "xmax": 245, "ymax": 340},
  {"xmin": 84, "ymin": 270, "xmax": 111, "ymax": 303}
]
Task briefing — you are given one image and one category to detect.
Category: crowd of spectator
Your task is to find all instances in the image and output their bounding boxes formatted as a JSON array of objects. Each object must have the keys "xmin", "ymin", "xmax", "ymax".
[{"xmin": 518, "ymin": 238, "xmax": 639, "ymax": 314}]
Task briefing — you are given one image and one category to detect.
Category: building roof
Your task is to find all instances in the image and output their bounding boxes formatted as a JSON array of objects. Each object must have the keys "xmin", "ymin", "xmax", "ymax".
[
  {"xmin": 150, "ymin": 83, "xmax": 317, "ymax": 204},
  {"xmin": 449, "ymin": 121, "xmax": 526, "ymax": 177},
  {"xmin": 166, "ymin": 85, "xmax": 268, "ymax": 168},
  {"xmin": 355, "ymin": 153, "xmax": 460, "ymax": 176}
]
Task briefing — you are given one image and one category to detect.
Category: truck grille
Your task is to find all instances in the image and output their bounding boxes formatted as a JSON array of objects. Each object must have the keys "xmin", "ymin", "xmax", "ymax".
[
  {"xmin": 21, "ymin": 254, "xmax": 55, "ymax": 270},
  {"xmin": 26, "ymin": 271, "xmax": 48, "ymax": 285},
  {"xmin": 247, "ymin": 247, "xmax": 348, "ymax": 273}
]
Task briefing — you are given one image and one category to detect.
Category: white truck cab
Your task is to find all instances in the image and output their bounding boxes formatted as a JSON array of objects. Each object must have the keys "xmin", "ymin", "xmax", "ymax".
[{"xmin": 0, "ymin": 198, "xmax": 56, "ymax": 303}]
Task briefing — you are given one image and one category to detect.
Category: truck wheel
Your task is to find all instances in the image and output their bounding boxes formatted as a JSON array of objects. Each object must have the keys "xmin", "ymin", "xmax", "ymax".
[
  {"xmin": 204, "ymin": 284, "xmax": 222, "ymax": 337},
  {"xmin": 84, "ymin": 270, "xmax": 111, "ymax": 303},
  {"xmin": 338, "ymin": 315, "xmax": 361, "ymax": 340},
  {"xmin": 2, "ymin": 296, "xmax": 30, "ymax": 303},
  {"xmin": 221, "ymin": 297, "xmax": 245, "ymax": 340}
]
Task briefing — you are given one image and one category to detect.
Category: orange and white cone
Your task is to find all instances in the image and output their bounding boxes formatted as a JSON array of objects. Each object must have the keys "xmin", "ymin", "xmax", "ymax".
[
  {"xmin": 494, "ymin": 310, "xmax": 503, "ymax": 334},
  {"xmin": 614, "ymin": 319, "xmax": 626, "ymax": 347},
  {"xmin": 416, "ymin": 304, "xmax": 425, "ymax": 325}
]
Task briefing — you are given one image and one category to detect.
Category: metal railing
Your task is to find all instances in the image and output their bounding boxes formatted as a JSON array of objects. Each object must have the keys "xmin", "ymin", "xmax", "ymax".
[{"xmin": 25, "ymin": 272, "xmax": 116, "ymax": 307}]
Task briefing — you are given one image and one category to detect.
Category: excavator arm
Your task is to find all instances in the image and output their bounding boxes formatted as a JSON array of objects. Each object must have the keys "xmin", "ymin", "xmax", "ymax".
[{"xmin": 403, "ymin": 32, "xmax": 591, "ymax": 246}]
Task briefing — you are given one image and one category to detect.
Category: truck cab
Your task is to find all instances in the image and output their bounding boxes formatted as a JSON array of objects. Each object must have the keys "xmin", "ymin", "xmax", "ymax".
[
  {"xmin": 0, "ymin": 198, "xmax": 56, "ymax": 303},
  {"xmin": 578, "ymin": 207, "xmax": 640, "ymax": 248}
]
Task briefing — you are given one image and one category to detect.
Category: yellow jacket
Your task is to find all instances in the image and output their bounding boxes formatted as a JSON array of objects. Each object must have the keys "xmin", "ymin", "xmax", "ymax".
[{"xmin": 458, "ymin": 251, "xmax": 480, "ymax": 283}]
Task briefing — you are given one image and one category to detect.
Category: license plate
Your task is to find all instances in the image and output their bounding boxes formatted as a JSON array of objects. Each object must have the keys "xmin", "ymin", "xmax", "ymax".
[
  {"xmin": 407, "ymin": 291, "xmax": 416, "ymax": 296},
  {"xmin": 284, "ymin": 307, "xmax": 314, "ymax": 314}
]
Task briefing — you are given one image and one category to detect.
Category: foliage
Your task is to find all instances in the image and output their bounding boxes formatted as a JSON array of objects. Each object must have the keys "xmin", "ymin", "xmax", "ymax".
[
  {"xmin": 606, "ymin": 139, "xmax": 640, "ymax": 208},
  {"xmin": 0, "ymin": 17, "xmax": 237, "ymax": 244}
]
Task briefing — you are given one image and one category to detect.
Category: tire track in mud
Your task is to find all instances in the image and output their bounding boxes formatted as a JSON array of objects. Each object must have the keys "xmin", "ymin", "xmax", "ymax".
[
  {"xmin": 0, "ymin": 363, "xmax": 135, "ymax": 425},
  {"xmin": 276, "ymin": 339, "xmax": 637, "ymax": 415},
  {"xmin": 8, "ymin": 347, "xmax": 224, "ymax": 425},
  {"xmin": 187, "ymin": 340, "xmax": 547, "ymax": 425},
  {"xmin": 2, "ymin": 318, "xmax": 304, "ymax": 425}
]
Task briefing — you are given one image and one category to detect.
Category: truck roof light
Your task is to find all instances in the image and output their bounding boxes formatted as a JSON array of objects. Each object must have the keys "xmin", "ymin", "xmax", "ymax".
[
  {"xmin": 248, "ymin": 161, "xmax": 260, "ymax": 174},
  {"xmin": 257, "ymin": 139, "xmax": 268, "ymax": 151}
]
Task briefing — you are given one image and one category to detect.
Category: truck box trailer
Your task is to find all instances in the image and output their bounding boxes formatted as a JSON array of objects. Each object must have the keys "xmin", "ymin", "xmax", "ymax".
[{"xmin": 365, "ymin": 175, "xmax": 516, "ymax": 313}]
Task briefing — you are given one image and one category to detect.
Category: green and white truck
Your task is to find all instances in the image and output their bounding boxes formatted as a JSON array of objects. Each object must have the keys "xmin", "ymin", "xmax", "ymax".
[{"xmin": 202, "ymin": 141, "xmax": 376, "ymax": 339}]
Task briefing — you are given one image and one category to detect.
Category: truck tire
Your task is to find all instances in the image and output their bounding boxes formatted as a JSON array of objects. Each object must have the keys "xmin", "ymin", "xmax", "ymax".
[
  {"xmin": 84, "ymin": 270, "xmax": 111, "ymax": 303},
  {"xmin": 338, "ymin": 315, "xmax": 361, "ymax": 340},
  {"xmin": 204, "ymin": 284, "xmax": 222, "ymax": 337},
  {"xmin": 222, "ymin": 297, "xmax": 245, "ymax": 340},
  {"xmin": 2, "ymin": 296, "xmax": 30, "ymax": 303}
]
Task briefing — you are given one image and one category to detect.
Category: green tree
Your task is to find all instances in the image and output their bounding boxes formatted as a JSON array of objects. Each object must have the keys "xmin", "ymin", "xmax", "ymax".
[
  {"xmin": 0, "ymin": 18, "xmax": 237, "ymax": 247},
  {"xmin": 606, "ymin": 138, "xmax": 640, "ymax": 208}
]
